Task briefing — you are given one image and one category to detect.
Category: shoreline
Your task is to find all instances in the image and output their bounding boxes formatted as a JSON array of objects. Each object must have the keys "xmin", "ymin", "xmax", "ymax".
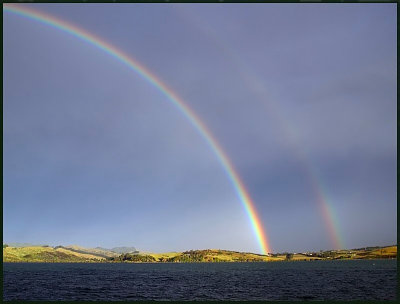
[{"xmin": 3, "ymin": 257, "xmax": 397, "ymax": 264}]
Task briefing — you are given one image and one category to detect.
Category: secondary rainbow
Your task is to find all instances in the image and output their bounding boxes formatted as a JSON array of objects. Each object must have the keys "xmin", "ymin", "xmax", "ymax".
[
  {"xmin": 175, "ymin": 8, "xmax": 345, "ymax": 250},
  {"xmin": 3, "ymin": 4, "xmax": 271, "ymax": 254}
]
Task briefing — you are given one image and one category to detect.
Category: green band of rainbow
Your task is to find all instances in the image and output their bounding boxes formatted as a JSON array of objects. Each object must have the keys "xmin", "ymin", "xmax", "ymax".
[{"xmin": 3, "ymin": 4, "xmax": 271, "ymax": 254}]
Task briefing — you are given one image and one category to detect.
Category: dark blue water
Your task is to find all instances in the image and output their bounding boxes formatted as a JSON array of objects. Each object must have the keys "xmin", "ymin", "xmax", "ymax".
[{"xmin": 3, "ymin": 260, "xmax": 397, "ymax": 301}]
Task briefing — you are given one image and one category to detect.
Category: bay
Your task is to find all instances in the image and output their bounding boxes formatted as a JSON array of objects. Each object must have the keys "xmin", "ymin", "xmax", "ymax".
[{"xmin": 3, "ymin": 259, "xmax": 397, "ymax": 301}]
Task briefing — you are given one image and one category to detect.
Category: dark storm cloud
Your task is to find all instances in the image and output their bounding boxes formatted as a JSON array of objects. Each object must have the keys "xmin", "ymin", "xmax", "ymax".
[{"xmin": 3, "ymin": 3, "xmax": 396, "ymax": 253}]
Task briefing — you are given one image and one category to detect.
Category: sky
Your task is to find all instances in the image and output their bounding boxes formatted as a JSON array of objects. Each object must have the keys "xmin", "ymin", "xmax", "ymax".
[{"xmin": 3, "ymin": 3, "xmax": 396, "ymax": 254}]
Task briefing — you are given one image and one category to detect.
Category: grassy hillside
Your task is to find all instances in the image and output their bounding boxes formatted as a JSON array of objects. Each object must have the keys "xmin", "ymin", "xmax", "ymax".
[
  {"xmin": 288, "ymin": 246, "xmax": 397, "ymax": 260},
  {"xmin": 109, "ymin": 249, "xmax": 322, "ymax": 263},
  {"xmin": 353, "ymin": 246, "xmax": 397, "ymax": 259},
  {"xmin": 164, "ymin": 250, "xmax": 271, "ymax": 262},
  {"xmin": 3, "ymin": 246, "xmax": 105, "ymax": 263},
  {"xmin": 113, "ymin": 246, "xmax": 396, "ymax": 263}
]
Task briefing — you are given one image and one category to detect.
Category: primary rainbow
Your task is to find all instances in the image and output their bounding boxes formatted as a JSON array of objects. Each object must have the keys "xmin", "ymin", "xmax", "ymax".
[{"xmin": 3, "ymin": 4, "xmax": 271, "ymax": 254}]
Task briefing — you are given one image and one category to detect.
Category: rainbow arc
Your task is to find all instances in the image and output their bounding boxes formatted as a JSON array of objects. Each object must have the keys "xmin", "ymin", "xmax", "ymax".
[{"xmin": 4, "ymin": 4, "xmax": 271, "ymax": 254}]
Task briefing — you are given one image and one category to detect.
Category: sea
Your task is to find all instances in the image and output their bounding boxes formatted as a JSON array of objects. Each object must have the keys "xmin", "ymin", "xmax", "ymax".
[{"xmin": 3, "ymin": 259, "xmax": 397, "ymax": 301}]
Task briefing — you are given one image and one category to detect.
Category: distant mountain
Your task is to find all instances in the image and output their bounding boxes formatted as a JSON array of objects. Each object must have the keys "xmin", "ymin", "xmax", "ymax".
[
  {"xmin": 109, "ymin": 247, "xmax": 138, "ymax": 254},
  {"xmin": 95, "ymin": 247, "xmax": 112, "ymax": 252},
  {"xmin": 63, "ymin": 245, "xmax": 138, "ymax": 256},
  {"xmin": 64, "ymin": 245, "xmax": 120, "ymax": 258},
  {"xmin": 93, "ymin": 246, "xmax": 139, "ymax": 254}
]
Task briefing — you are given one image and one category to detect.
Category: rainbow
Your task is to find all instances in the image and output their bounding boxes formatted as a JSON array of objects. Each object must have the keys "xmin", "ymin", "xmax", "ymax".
[
  {"xmin": 175, "ymin": 8, "xmax": 344, "ymax": 250},
  {"xmin": 3, "ymin": 4, "xmax": 271, "ymax": 254}
]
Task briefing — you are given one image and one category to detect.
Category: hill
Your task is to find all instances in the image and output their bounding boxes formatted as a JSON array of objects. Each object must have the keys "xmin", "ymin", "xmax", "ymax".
[
  {"xmin": 107, "ymin": 249, "xmax": 273, "ymax": 263},
  {"xmin": 5, "ymin": 242, "xmax": 48, "ymax": 248},
  {"xmin": 3, "ymin": 246, "xmax": 105, "ymax": 263}
]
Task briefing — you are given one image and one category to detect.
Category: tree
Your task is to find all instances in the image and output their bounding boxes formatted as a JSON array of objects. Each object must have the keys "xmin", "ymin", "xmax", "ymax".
[{"xmin": 285, "ymin": 253, "xmax": 293, "ymax": 261}]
